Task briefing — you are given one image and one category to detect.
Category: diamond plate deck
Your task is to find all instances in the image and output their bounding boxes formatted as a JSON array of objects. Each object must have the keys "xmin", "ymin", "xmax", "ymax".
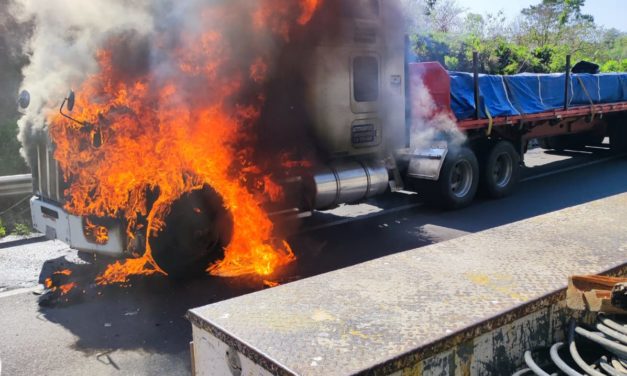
[{"xmin": 187, "ymin": 193, "xmax": 627, "ymax": 376}]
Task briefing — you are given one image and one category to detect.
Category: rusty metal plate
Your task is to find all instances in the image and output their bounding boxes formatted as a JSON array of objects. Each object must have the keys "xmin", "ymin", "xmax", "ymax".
[{"xmin": 188, "ymin": 193, "xmax": 627, "ymax": 376}]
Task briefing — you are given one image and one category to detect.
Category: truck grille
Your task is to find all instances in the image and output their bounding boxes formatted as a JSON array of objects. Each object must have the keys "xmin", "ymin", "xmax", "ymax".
[{"xmin": 32, "ymin": 137, "xmax": 65, "ymax": 204}]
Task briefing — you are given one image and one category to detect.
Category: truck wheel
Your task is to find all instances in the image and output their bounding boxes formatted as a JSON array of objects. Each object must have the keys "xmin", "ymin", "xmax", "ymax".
[
  {"xmin": 609, "ymin": 123, "xmax": 627, "ymax": 153},
  {"xmin": 481, "ymin": 141, "xmax": 520, "ymax": 199},
  {"xmin": 149, "ymin": 186, "xmax": 233, "ymax": 279},
  {"xmin": 436, "ymin": 146, "xmax": 479, "ymax": 209}
]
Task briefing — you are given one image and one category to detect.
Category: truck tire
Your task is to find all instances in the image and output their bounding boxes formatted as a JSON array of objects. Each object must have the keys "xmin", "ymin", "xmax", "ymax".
[
  {"xmin": 436, "ymin": 146, "xmax": 479, "ymax": 209},
  {"xmin": 150, "ymin": 186, "xmax": 232, "ymax": 279},
  {"xmin": 481, "ymin": 141, "xmax": 520, "ymax": 199}
]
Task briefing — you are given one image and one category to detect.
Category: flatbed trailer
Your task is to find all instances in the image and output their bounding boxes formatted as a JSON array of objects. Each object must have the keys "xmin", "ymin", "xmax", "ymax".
[
  {"xmin": 458, "ymin": 102, "xmax": 627, "ymax": 131},
  {"xmin": 187, "ymin": 192, "xmax": 627, "ymax": 375}
]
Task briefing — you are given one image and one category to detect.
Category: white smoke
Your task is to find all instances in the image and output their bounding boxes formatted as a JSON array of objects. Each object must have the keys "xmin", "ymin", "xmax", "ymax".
[
  {"xmin": 9, "ymin": 0, "xmax": 154, "ymax": 162},
  {"xmin": 407, "ymin": 71, "xmax": 466, "ymax": 151}
]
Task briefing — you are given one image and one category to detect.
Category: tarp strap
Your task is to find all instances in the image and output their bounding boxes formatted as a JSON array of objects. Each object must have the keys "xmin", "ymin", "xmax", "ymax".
[
  {"xmin": 485, "ymin": 104, "xmax": 494, "ymax": 136},
  {"xmin": 503, "ymin": 76, "xmax": 527, "ymax": 120},
  {"xmin": 576, "ymin": 76, "xmax": 595, "ymax": 119}
]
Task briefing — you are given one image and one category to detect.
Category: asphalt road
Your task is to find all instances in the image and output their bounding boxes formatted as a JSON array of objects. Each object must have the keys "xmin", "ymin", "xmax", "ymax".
[{"xmin": 1, "ymin": 145, "xmax": 626, "ymax": 376}]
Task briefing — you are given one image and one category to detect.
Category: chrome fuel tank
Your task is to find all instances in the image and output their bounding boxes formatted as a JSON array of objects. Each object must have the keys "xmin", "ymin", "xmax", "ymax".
[{"xmin": 312, "ymin": 160, "xmax": 388, "ymax": 209}]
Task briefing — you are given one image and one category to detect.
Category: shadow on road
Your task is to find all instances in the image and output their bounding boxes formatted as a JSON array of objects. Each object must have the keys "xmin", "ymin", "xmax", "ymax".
[{"xmin": 37, "ymin": 256, "xmax": 273, "ymax": 364}]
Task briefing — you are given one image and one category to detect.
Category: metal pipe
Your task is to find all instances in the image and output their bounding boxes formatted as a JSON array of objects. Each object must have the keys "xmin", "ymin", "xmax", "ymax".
[
  {"xmin": 523, "ymin": 350, "xmax": 551, "ymax": 376},
  {"xmin": 564, "ymin": 54, "xmax": 571, "ymax": 111},
  {"xmin": 599, "ymin": 315, "xmax": 627, "ymax": 336},
  {"xmin": 473, "ymin": 51, "xmax": 480, "ymax": 120},
  {"xmin": 568, "ymin": 340, "xmax": 606, "ymax": 376},
  {"xmin": 599, "ymin": 357, "xmax": 626, "ymax": 376},
  {"xmin": 549, "ymin": 342, "xmax": 583, "ymax": 376},
  {"xmin": 575, "ymin": 326, "xmax": 627, "ymax": 359},
  {"xmin": 512, "ymin": 369, "xmax": 533, "ymax": 376},
  {"xmin": 597, "ymin": 322, "xmax": 627, "ymax": 345}
]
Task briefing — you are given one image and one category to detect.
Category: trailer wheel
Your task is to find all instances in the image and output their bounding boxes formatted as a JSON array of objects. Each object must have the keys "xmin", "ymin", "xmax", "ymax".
[
  {"xmin": 436, "ymin": 146, "xmax": 479, "ymax": 209},
  {"xmin": 481, "ymin": 141, "xmax": 520, "ymax": 199},
  {"xmin": 150, "ymin": 186, "xmax": 232, "ymax": 279}
]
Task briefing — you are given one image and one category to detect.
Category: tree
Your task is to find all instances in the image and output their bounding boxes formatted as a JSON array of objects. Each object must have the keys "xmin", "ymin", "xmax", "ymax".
[
  {"xmin": 407, "ymin": 0, "xmax": 625, "ymax": 75},
  {"xmin": 428, "ymin": 0, "xmax": 465, "ymax": 33}
]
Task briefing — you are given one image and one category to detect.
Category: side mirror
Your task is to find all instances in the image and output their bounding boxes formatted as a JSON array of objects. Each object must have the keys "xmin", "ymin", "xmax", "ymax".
[
  {"xmin": 67, "ymin": 90, "xmax": 75, "ymax": 112},
  {"xmin": 18, "ymin": 90, "xmax": 30, "ymax": 109},
  {"xmin": 59, "ymin": 90, "xmax": 84, "ymax": 126}
]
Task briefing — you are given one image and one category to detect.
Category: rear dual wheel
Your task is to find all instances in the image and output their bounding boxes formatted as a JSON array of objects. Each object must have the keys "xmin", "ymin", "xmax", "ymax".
[
  {"xmin": 436, "ymin": 140, "xmax": 520, "ymax": 208},
  {"xmin": 480, "ymin": 141, "xmax": 520, "ymax": 199}
]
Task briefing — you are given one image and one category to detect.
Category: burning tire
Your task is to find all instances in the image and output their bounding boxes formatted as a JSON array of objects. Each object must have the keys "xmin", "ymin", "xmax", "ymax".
[
  {"xmin": 480, "ymin": 141, "xmax": 520, "ymax": 199},
  {"xmin": 149, "ymin": 186, "xmax": 233, "ymax": 279}
]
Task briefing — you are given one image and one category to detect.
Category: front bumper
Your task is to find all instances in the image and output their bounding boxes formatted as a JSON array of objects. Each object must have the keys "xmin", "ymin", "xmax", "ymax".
[{"xmin": 30, "ymin": 196, "xmax": 125, "ymax": 257}]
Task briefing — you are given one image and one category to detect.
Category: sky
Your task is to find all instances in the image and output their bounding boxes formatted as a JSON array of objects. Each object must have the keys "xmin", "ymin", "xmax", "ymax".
[{"xmin": 455, "ymin": 0, "xmax": 626, "ymax": 31}]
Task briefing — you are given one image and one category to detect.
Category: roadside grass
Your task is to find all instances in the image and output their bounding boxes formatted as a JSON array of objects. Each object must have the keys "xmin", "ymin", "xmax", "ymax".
[{"xmin": 0, "ymin": 196, "xmax": 33, "ymax": 238}]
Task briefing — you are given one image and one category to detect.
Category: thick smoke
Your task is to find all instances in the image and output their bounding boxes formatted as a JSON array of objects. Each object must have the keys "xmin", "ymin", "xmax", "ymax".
[
  {"xmin": 9, "ymin": 0, "xmax": 153, "ymax": 162},
  {"xmin": 10, "ymin": 0, "xmax": 316, "ymax": 164},
  {"xmin": 407, "ymin": 75, "xmax": 466, "ymax": 151}
]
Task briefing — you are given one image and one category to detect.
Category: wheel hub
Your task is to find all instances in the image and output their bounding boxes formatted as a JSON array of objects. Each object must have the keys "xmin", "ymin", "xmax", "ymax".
[
  {"xmin": 450, "ymin": 160, "xmax": 473, "ymax": 198},
  {"xmin": 493, "ymin": 152, "xmax": 513, "ymax": 189}
]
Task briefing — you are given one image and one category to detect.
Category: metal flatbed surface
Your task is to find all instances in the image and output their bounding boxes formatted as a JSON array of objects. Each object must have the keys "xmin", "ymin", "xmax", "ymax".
[{"xmin": 187, "ymin": 193, "xmax": 627, "ymax": 376}]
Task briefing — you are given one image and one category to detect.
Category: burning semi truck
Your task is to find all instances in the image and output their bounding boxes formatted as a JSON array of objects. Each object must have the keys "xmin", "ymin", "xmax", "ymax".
[{"xmin": 17, "ymin": 0, "xmax": 627, "ymax": 280}]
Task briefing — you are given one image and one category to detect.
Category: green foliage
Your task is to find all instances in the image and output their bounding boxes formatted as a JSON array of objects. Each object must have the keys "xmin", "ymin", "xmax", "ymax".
[
  {"xmin": 409, "ymin": 0, "xmax": 626, "ymax": 75},
  {"xmin": 0, "ymin": 119, "xmax": 29, "ymax": 176},
  {"xmin": 0, "ymin": 219, "xmax": 6, "ymax": 238},
  {"xmin": 601, "ymin": 59, "xmax": 627, "ymax": 73},
  {"xmin": 12, "ymin": 223, "xmax": 31, "ymax": 236}
]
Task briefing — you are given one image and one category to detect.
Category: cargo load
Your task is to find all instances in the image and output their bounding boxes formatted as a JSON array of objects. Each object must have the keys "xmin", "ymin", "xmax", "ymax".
[{"xmin": 450, "ymin": 71, "xmax": 627, "ymax": 120}]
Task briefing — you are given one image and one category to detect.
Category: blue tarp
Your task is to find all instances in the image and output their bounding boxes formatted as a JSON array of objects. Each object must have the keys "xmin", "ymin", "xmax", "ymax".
[
  {"xmin": 450, "ymin": 71, "xmax": 627, "ymax": 120},
  {"xmin": 617, "ymin": 74, "xmax": 627, "ymax": 101}
]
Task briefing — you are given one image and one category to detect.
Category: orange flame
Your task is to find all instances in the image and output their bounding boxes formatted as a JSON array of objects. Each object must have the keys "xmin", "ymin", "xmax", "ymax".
[
  {"xmin": 48, "ymin": 0, "xmax": 322, "ymax": 284},
  {"xmin": 44, "ymin": 269, "xmax": 76, "ymax": 295},
  {"xmin": 263, "ymin": 280, "xmax": 280, "ymax": 288},
  {"xmin": 84, "ymin": 219, "xmax": 109, "ymax": 245},
  {"xmin": 298, "ymin": 0, "xmax": 321, "ymax": 25}
]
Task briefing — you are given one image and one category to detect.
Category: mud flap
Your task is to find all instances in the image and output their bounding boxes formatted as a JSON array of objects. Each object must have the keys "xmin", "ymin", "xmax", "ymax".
[{"xmin": 400, "ymin": 141, "xmax": 448, "ymax": 181}]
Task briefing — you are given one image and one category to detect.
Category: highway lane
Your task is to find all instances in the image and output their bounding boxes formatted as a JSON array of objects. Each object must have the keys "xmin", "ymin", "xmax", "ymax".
[{"xmin": 0, "ymin": 145, "xmax": 626, "ymax": 376}]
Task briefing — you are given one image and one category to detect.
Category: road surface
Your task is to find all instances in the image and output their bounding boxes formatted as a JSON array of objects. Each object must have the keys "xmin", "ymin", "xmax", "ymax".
[{"xmin": 1, "ymin": 145, "xmax": 626, "ymax": 376}]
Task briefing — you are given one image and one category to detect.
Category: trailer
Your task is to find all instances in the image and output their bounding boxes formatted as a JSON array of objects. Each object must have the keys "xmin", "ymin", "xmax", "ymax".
[
  {"xmin": 187, "ymin": 192, "xmax": 627, "ymax": 375},
  {"xmin": 23, "ymin": 0, "xmax": 627, "ymax": 275}
]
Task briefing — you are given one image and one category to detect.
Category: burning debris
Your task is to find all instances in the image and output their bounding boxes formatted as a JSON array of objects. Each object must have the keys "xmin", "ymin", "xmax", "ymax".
[
  {"xmin": 12, "ymin": 0, "xmax": 327, "ymax": 283},
  {"xmin": 44, "ymin": 269, "xmax": 77, "ymax": 296}
]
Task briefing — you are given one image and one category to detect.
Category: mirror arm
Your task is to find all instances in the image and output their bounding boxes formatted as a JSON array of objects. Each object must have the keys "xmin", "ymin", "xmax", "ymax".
[{"xmin": 59, "ymin": 98, "xmax": 86, "ymax": 127}]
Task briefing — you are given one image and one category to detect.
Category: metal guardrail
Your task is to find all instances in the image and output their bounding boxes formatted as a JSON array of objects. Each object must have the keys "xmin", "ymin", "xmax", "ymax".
[{"xmin": 0, "ymin": 174, "xmax": 32, "ymax": 198}]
